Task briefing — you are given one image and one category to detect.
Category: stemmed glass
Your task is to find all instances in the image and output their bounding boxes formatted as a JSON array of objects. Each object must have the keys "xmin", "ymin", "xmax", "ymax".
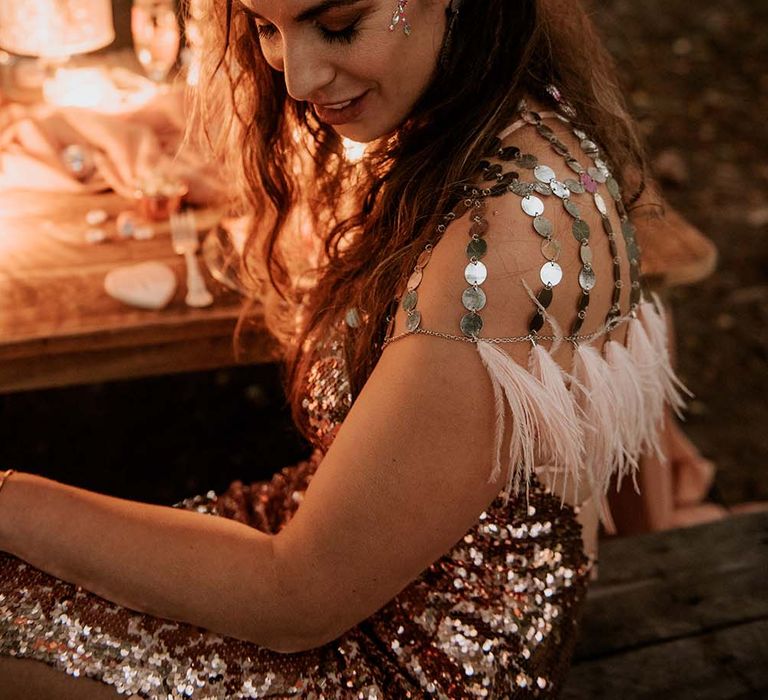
[{"xmin": 131, "ymin": 0, "xmax": 181, "ymax": 85}]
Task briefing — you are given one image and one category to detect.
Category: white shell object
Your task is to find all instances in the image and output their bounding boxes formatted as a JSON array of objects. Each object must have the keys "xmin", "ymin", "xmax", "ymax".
[
  {"xmin": 84, "ymin": 228, "xmax": 106, "ymax": 244},
  {"xmin": 133, "ymin": 223, "xmax": 155, "ymax": 240},
  {"xmin": 85, "ymin": 209, "xmax": 108, "ymax": 226},
  {"xmin": 116, "ymin": 211, "xmax": 138, "ymax": 238},
  {"xmin": 104, "ymin": 261, "xmax": 177, "ymax": 310}
]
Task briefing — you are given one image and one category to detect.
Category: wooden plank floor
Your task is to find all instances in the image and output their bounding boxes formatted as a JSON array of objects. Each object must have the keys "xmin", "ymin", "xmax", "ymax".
[{"xmin": 563, "ymin": 510, "xmax": 768, "ymax": 699}]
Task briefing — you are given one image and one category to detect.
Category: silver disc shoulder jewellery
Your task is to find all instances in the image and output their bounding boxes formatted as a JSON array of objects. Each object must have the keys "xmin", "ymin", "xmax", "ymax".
[{"xmin": 349, "ymin": 89, "xmax": 693, "ymax": 524}]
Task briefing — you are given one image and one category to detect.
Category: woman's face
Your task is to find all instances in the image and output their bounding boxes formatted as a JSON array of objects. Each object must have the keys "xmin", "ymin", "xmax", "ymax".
[{"xmin": 237, "ymin": 0, "xmax": 450, "ymax": 142}]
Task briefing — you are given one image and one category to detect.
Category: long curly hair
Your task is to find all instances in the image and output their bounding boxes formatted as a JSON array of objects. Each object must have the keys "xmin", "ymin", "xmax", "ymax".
[{"xmin": 189, "ymin": 0, "xmax": 649, "ymax": 450}]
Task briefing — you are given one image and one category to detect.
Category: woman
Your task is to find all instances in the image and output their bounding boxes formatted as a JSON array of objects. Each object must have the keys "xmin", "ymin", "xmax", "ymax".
[{"xmin": 0, "ymin": 0, "xmax": 691, "ymax": 697}]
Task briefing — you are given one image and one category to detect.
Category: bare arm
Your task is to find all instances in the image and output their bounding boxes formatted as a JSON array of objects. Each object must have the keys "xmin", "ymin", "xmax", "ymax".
[{"xmin": 0, "ymin": 472, "xmax": 310, "ymax": 654}]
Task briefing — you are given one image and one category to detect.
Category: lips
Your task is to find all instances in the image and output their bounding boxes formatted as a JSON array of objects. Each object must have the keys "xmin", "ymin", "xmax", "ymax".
[{"xmin": 312, "ymin": 90, "xmax": 369, "ymax": 126}]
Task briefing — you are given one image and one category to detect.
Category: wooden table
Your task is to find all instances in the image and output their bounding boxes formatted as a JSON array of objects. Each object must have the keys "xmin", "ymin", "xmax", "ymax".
[
  {"xmin": 564, "ymin": 510, "xmax": 768, "ymax": 699},
  {"xmin": 0, "ymin": 190, "xmax": 281, "ymax": 393}
]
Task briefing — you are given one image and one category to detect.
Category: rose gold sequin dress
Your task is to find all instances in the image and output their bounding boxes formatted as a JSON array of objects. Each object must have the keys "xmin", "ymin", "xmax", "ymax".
[{"xmin": 0, "ymin": 324, "xmax": 592, "ymax": 698}]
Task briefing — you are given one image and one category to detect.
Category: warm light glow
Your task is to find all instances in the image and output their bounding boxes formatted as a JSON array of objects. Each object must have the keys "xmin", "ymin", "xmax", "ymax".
[
  {"xmin": 0, "ymin": 0, "xmax": 114, "ymax": 59},
  {"xmin": 342, "ymin": 138, "xmax": 367, "ymax": 163},
  {"xmin": 41, "ymin": 66, "xmax": 158, "ymax": 112}
]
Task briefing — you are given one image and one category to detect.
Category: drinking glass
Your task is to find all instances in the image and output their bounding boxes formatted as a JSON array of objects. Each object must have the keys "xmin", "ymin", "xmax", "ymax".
[{"xmin": 131, "ymin": 0, "xmax": 180, "ymax": 84}]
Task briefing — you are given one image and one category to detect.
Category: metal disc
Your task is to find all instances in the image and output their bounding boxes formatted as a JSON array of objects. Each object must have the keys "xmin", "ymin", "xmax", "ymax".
[
  {"xmin": 537, "ymin": 285, "xmax": 554, "ymax": 308},
  {"xmin": 580, "ymin": 138, "xmax": 599, "ymax": 155},
  {"xmin": 460, "ymin": 312, "xmax": 483, "ymax": 337},
  {"xmin": 550, "ymin": 180, "xmax": 570, "ymax": 199},
  {"xmin": 573, "ymin": 128, "xmax": 587, "ymax": 139},
  {"xmin": 402, "ymin": 289, "xmax": 418, "ymax": 312},
  {"xmin": 510, "ymin": 180, "xmax": 532, "ymax": 197},
  {"xmin": 564, "ymin": 178, "xmax": 585, "ymax": 194},
  {"xmin": 579, "ymin": 243, "xmax": 593, "ymax": 266},
  {"xmin": 566, "ymin": 157, "xmax": 584, "ymax": 174},
  {"xmin": 533, "ymin": 215, "xmax": 553, "ymax": 237},
  {"xmin": 462, "ymin": 286, "xmax": 487, "ymax": 311},
  {"xmin": 534, "ymin": 164, "xmax": 556, "ymax": 183},
  {"xmin": 593, "ymin": 192, "xmax": 608, "ymax": 216},
  {"xmin": 467, "ymin": 237, "xmax": 488, "ymax": 259},
  {"xmin": 572, "ymin": 218, "xmax": 590, "ymax": 242},
  {"xmin": 588, "ymin": 166, "xmax": 607, "ymax": 183},
  {"xmin": 532, "ymin": 181, "xmax": 552, "ymax": 196},
  {"xmin": 407, "ymin": 268, "xmax": 423, "ymax": 290},
  {"xmin": 541, "ymin": 238, "xmax": 561, "ymax": 261},
  {"xmin": 416, "ymin": 249, "xmax": 433, "ymax": 268},
  {"xmin": 606, "ymin": 177, "xmax": 621, "ymax": 200},
  {"xmin": 465, "ymin": 260, "xmax": 488, "ymax": 285},
  {"xmin": 516, "ymin": 153, "xmax": 538, "ymax": 169},
  {"xmin": 563, "ymin": 199, "xmax": 580, "ymax": 218},
  {"xmin": 521, "ymin": 195, "xmax": 544, "ymax": 217},
  {"xmin": 406, "ymin": 309, "xmax": 421, "ymax": 331},
  {"xmin": 578, "ymin": 266, "xmax": 596, "ymax": 291},
  {"xmin": 540, "ymin": 261, "xmax": 563, "ymax": 287}
]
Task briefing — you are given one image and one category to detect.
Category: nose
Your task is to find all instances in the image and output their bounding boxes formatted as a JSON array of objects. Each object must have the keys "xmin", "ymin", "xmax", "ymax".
[{"xmin": 282, "ymin": 38, "xmax": 336, "ymax": 103}]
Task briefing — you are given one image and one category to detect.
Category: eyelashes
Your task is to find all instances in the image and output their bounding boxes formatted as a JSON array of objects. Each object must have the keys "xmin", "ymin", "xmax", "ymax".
[{"xmin": 253, "ymin": 20, "xmax": 361, "ymax": 46}]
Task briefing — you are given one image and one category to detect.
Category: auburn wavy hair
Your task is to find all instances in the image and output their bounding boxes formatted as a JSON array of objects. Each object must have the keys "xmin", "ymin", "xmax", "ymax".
[{"xmin": 188, "ymin": 0, "xmax": 650, "ymax": 450}]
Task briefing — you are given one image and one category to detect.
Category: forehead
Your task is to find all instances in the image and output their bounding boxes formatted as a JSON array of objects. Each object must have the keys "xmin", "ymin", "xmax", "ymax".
[{"xmin": 238, "ymin": 0, "xmax": 367, "ymax": 22}]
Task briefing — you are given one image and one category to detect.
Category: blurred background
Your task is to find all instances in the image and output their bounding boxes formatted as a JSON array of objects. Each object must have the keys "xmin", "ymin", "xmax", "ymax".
[{"xmin": 0, "ymin": 0, "xmax": 765, "ymax": 512}]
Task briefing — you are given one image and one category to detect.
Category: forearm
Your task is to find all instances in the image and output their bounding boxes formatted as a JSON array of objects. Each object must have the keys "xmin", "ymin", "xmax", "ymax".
[{"xmin": 0, "ymin": 472, "xmax": 302, "ymax": 653}]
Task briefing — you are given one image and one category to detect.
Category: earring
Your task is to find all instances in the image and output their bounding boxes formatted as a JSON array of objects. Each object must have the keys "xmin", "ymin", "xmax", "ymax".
[{"xmin": 389, "ymin": 0, "xmax": 411, "ymax": 36}]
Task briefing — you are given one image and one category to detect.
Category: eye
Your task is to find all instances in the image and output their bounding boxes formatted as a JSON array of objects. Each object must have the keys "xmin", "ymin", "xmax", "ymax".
[
  {"xmin": 254, "ymin": 23, "xmax": 278, "ymax": 40},
  {"xmin": 316, "ymin": 20, "xmax": 360, "ymax": 45}
]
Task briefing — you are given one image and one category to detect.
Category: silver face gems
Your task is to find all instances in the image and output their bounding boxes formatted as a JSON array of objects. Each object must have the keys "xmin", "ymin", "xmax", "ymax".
[
  {"xmin": 534, "ymin": 164, "xmax": 556, "ymax": 183},
  {"xmin": 465, "ymin": 260, "xmax": 487, "ymax": 285},
  {"xmin": 566, "ymin": 157, "xmax": 584, "ymax": 174},
  {"xmin": 579, "ymin": 243, "xmax": 593, "ymax": 266},
  {"xmin": 533, "ymin": 215, "xmax": 553, "ymax": 237},
  {"xmin": 532, "ymin": 181, "xmax": 552, "ymax": 196},
  {"xmin": 462, "ymin": 286, "xmax": 487, "ymax": 311},
  {"xmin": 540, "ymin": 261, "xmax": 563, "ymax": 287},
  {"xmin": 460, "ymin": 312, "xmax": 483, "ymax": 337},
  {"xmin": 521, "ymin": 195, "xmax": 544, "ymax": 216}
]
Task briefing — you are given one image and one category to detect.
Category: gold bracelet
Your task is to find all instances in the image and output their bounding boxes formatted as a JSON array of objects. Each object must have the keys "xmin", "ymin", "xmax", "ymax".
[{"xmin": 0, "ymin": 469, "xmax": 15, "ymax": 495}]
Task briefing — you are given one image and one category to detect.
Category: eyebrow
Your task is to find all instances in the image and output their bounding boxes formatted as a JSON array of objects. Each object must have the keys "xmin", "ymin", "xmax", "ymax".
[{"xmin": 239, "ymin": 0, "xmax": 364, "ymax": 23}]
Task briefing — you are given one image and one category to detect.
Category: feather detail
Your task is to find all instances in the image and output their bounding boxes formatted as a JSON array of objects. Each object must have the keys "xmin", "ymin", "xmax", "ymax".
[
  {"xmin": 571, "ymin": 342, "xmax": 626, "ymax": 509},
  {"xmin": 626, "ymin": 315, "xmax": 667, "ymax": 463},
  {"xmin": 603, "ymin": 339, "xmax": 644, "ymax": 493},
  {"xmin": 638, "ymin": 293, "xmax": 695, "ymax": 419},
  {"xmin": 476, "ymin": 338, "xmax": 585, "ymax": 510},
  {"xmin": 527, "ymin": 343, "xmax": 583, "ymax": 507}
]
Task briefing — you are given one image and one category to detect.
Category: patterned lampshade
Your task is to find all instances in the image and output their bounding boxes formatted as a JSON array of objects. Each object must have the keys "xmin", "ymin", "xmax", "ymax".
[{"xmin": 0, "ymin": 0, "xmax": 115, "ymax": 58}]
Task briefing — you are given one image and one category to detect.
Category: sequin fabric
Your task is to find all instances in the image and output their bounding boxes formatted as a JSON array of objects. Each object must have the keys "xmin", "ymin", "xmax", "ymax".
[{"xmin": 0, "ymin": 325, "xmax": 592, "ymax": 698}]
